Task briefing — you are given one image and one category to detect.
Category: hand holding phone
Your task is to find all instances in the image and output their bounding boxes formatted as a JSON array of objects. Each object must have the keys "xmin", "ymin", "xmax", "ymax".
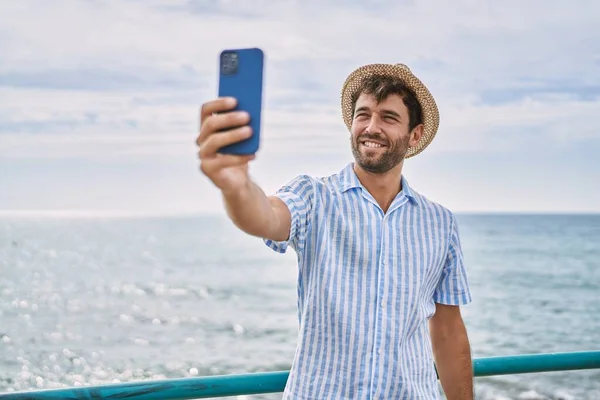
[
  {"xmin": 197, "ymin": 97, "xmax": 255, "ymax": 192},
  {"xmin": 196, "ymin": 48, "xmax": 264, "ymax": 192}
]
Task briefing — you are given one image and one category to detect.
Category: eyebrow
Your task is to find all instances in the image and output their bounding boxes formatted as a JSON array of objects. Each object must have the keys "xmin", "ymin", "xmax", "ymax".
[{"xmin": 355, "ymin": 106, "xmax": 402, "ymax": 120}]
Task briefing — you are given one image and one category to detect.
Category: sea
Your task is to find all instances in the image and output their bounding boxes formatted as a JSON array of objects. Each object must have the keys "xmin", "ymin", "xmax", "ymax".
[{"xmin": 0, "ymin": 213, "xmax": 598, "ymax": 400}]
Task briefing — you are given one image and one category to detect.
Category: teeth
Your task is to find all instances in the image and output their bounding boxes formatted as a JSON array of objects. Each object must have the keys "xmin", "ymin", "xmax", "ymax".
[{"xmin": 363, "ymin": 141, "xmax": 384, "ymax": 148}]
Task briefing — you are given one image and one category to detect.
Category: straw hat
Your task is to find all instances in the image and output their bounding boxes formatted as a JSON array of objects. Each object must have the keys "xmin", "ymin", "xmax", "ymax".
[{"xmin": 340, "ymin": 63, "xmax": 440, "ymax": 158}]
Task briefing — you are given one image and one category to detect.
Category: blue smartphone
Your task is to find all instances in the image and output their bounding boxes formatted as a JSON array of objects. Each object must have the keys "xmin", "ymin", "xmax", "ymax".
[{"xmin": 217, "ymin": 47, "xmax": 265, "ymax": 155}]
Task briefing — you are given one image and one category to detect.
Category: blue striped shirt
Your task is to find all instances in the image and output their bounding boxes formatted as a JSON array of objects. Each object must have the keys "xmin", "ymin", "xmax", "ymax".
[{"xmin": 264, "ymin": 162, "xmax": 472, "ymax": 400}]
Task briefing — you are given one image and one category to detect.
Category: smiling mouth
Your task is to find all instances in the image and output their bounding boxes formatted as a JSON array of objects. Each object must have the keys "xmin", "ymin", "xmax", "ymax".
[{"xmin": 361, "ymin": 140, "xmax": 386, "ymax": 149}]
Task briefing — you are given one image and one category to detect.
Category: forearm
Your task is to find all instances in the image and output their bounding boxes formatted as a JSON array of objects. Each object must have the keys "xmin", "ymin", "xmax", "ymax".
[
  {"xmin": 222, "ymin": 179, "xmax": 282, "ymax": 240},
  {"xmin": 432, "ymin": 325, "xmax": 473, "ymax": 400}
]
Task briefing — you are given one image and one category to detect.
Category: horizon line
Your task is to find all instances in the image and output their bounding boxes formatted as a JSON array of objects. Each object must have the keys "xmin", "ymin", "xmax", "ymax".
[{"xmin": 0, "ymin": 209, "xmax": 599, "ymax": 219}]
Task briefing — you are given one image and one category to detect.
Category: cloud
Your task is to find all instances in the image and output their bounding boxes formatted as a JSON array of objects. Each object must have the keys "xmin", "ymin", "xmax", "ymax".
[
  {"xmin": 0, "ymin": 0, "xmax": 599, "ymax": 213},
  {"xmin": 435, "ymin": 94, "xmax": 600, "ymax": 153},
  {"xmin": 0, "ymin": 67, "xmax": 206, "ymax": 91}
]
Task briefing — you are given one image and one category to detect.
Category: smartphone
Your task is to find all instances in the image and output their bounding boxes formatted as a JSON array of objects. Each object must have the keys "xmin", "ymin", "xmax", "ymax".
[{"xmin": 217, "ymin": 47, "xmax": 265, "ymax": 155}]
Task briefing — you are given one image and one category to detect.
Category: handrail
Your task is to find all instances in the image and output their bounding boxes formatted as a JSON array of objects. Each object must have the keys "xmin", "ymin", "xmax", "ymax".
[{"xmin": 0, "ymin": 351, "xmax": 598, "ymax": 399}]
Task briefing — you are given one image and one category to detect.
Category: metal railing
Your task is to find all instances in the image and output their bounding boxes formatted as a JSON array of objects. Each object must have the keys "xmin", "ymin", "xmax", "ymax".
[{"xmin": 1, "ymin": 351, "xmax": 598, "ymax": 399}]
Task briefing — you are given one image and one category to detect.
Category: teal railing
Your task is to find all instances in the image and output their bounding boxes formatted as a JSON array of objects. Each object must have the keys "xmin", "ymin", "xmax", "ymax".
[{"xmin": 0, "ymin": 351, "xmax": 598, "ymax": 399}]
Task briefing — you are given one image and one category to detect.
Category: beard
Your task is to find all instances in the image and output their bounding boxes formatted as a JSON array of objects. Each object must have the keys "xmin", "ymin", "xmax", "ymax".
[{"xmin": 351, "ymin": 132, "xmax": 410, "ymax": 174}]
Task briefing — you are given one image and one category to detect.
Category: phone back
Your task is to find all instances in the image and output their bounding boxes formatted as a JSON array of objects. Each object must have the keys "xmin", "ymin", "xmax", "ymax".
[{"xmin": 217, "ymin": 47, "xmax": 264, "ymax": 155}]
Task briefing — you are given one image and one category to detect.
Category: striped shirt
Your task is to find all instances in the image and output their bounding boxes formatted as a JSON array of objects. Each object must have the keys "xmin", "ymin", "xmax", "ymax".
[{"xmin": 264, "ymin": 162, "xmax": 472, "ymax": 400}]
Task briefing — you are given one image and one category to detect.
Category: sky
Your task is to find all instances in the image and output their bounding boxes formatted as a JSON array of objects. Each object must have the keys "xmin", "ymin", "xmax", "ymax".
[{"xmin": 0, "ymin": 0, "xmax": 599, "ymax": 216}]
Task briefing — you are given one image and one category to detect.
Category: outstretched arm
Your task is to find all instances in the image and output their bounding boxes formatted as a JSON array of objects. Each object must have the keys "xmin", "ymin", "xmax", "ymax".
[
  {"xmin": 196, "ymin": 97, "xmax": 291, "ymax": 242},
  {"xmin": 222, "ymin": 181, "xmax": 291, "ymax": 241},
  {"xmin": 429, "ymin": 303, "xmax": 473, "ymax": 400}
]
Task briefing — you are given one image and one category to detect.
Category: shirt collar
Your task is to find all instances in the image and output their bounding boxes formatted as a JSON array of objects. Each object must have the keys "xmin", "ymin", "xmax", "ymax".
[{"xmin": 339, "ymin": 162, "xmax": 417, "ymax": 203}]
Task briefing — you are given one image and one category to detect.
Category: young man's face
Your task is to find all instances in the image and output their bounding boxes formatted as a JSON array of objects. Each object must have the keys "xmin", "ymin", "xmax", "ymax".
[{"xmin": 350, "ymin": 92, "xmax": 420, "ymax": 174}]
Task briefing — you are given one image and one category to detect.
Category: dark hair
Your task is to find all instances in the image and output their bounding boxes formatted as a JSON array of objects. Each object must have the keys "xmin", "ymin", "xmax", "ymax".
[{"xmin": 350, "ymin": 74, "xmax": 423, "ymax": 132}]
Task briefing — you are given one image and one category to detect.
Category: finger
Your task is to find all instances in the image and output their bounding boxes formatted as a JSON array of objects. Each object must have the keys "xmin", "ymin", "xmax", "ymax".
[
  {"xmin": 200, "ymin": 97, "xmax": 237, "ymax": 124},
  {"xmin": 197, "ymin": 111, "xmax": 250, "ymax": 146},
  {"xmin": 200, "ymin": 154, "xmax": 256, "ymax": 174},
  {"xmin": 198, "ymin": 126, "xmax": 253, "ymax": 158}
]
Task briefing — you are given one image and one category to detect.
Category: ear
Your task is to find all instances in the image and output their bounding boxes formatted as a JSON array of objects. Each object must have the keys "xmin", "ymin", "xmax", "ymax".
[{"xmin": 409, "ymin": 124, "xmax": 424, "ymax": 147}]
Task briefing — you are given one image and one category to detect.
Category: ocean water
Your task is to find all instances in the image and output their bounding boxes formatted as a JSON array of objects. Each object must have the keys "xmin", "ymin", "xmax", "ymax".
[{"xmin": 0, "ymin": 213, "xmax": 599, "ymax": 400}]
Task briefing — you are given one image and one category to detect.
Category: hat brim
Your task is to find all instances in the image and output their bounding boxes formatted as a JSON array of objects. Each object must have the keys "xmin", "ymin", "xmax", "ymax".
[{"xmin": 340, "ymin": 63, "xmax": 440, "ymax": 158}]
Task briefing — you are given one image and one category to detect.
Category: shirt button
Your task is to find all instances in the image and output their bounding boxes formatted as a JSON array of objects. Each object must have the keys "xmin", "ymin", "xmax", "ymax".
[
  {"xmin": 380, "ymin": 303, "xmax": 385, "ymax": 309},
  {"xmin": 377, "ymin": 349, "xmax": 381, "ymax": 355}
]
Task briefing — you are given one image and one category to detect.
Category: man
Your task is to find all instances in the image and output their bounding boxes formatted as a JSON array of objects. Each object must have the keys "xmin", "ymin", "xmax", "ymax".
[{"xmin": 197, "ymin": 63, "xmax": 473, "ymax": 400}]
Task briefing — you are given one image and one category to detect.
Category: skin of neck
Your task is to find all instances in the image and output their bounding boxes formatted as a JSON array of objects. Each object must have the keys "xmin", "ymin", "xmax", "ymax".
[{"xmin": 352, "ymin": 160, "xmax": 405, "ymax": 213}]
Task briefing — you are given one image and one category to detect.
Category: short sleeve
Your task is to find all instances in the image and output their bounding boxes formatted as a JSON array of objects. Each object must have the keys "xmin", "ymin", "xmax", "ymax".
[
  {"xmin": 263, "ymin": 175, "xmax": 314, "ymax": 254},
  {"xmin": 433, "ymin": 214, "xmax": 472, "ymax": 305}
]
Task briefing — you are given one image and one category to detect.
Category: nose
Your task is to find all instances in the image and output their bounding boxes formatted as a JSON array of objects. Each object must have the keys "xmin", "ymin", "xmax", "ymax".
[{"xmin": 366, "ymin": 114, "xmax": 383, "ymax": 134}]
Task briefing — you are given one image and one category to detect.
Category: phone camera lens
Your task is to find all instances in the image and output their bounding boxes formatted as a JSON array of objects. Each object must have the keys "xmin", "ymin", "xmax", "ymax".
[{"xmin": 222, "ymin": 52, "xmax": 238, "ymax": 75}]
